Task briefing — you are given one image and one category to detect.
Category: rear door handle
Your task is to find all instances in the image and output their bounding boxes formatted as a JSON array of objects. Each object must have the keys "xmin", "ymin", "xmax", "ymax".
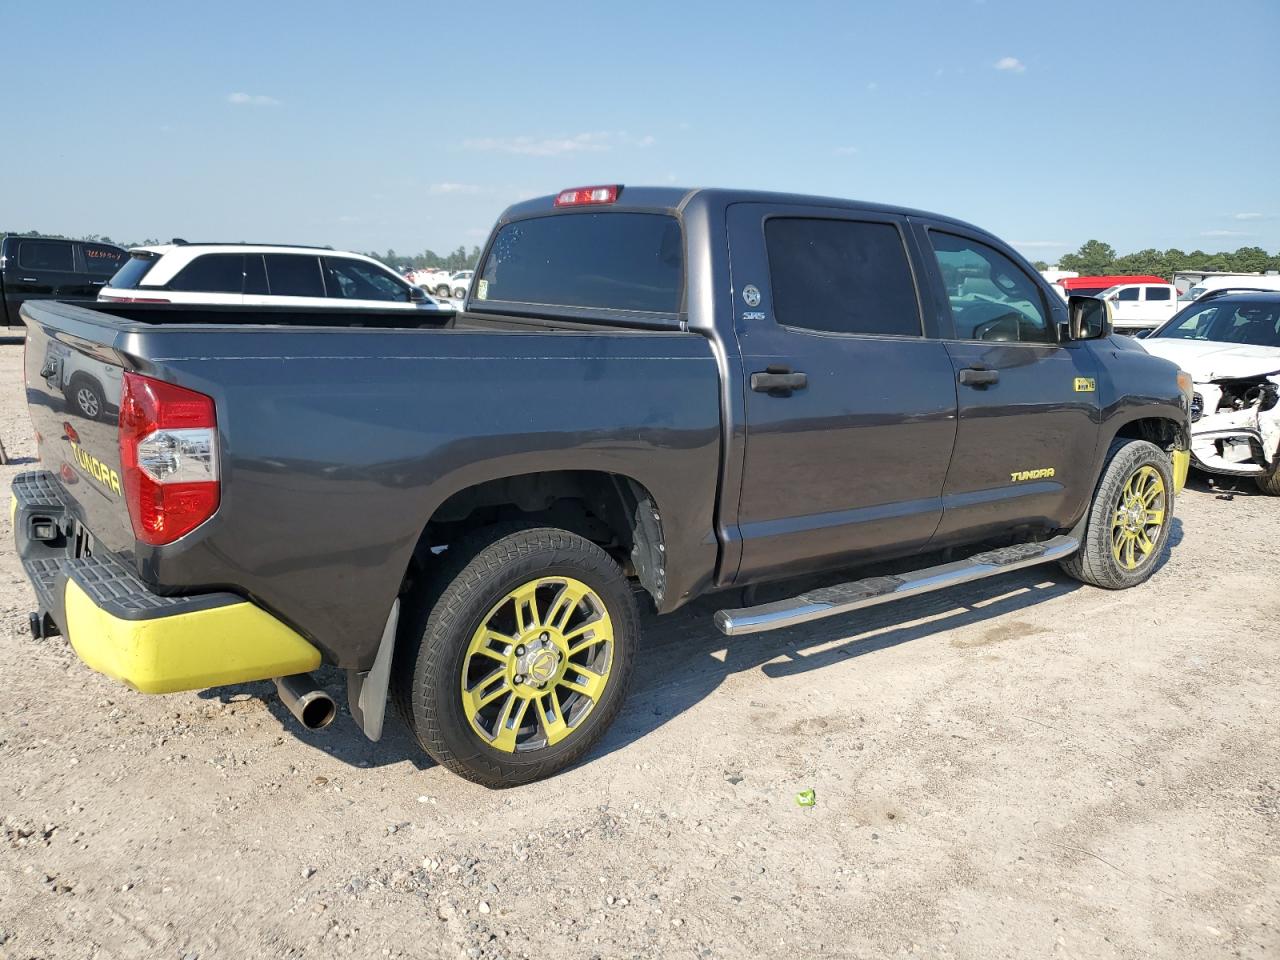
[
  {"xmin": 19, "ymin": 277, "xmax": 38, "ymax": 282},
  {"xmin": 958, "ymin": 367, "xmax": 999, "ymax": 386},
  {"xmin": 751, "ymin": 367, "xmax": 808, "ymax": 395},
  {"xmin": 90, "ymin": 280, "xmax": 106, "ymax": 285}
]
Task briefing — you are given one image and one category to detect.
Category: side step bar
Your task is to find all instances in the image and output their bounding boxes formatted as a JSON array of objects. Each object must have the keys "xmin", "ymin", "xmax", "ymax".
[{"xmin": 715, "ymin": 535, "xmax": 1079, "ymax": 637}]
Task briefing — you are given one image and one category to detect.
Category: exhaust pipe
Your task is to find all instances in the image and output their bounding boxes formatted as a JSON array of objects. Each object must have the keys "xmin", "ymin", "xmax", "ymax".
[{"xmin": 274, "ymin": 673, "xmax": 337, "ymax": 730}]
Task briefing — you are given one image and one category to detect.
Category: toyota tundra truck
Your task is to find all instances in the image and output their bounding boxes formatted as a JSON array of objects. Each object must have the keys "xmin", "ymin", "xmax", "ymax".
[{"xmin": 13, "ymin": 185, "xmax": 1192, "ymax": 787}]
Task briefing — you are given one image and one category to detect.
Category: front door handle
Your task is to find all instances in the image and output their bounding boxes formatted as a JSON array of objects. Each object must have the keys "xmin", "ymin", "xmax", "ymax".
[
  {"xmin": 958, "ymin": 367, "xmax": 999, "ymax": 387},
  {"xmin": 19, "ymin": 277, "xmax": 38, "ymax": 283},
  {"xmin": 751, "ymin": 367, "xmax": 808, "ymax": 395}
]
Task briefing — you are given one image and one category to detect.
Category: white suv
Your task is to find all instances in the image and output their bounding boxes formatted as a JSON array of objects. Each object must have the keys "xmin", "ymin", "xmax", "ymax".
[
  {"xmin": 1096, "ymin": 282, "xmax": 1179, "ymax": 333},
  {"xmin": 100, "ymin": 243, "xmax": 449, "ymax": 313}
]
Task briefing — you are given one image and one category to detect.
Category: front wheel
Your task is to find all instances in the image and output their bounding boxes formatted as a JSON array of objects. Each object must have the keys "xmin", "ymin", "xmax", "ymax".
[
  {"xmin": 394, "ymin": 526, "xmax": 638, "ymax": 787},
  {"xmin": 1060, "ymin": 439, "xmax": 1175, "ymax": 589},
  {"xmin": 452, "ymin": 286, "xmax": 467, "ymax": 299},
  {"xmin": 1257, "ymin": 465, "xmax": 1280, "ymax": 496}
]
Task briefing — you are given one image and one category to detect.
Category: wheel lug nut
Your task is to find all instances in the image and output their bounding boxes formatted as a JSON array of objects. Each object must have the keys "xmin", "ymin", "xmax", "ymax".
[
  {"xmin": 514, "ymin": 674, "xmax": 524, "ymax": 685},
  {"xmin": 515, "ymin": 645, "xmax": 525, "ymax": 656}
]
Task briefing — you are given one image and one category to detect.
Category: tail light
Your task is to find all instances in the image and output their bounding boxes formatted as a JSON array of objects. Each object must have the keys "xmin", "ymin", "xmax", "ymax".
[
  {"xmin": 554, "ymin": 185, "xmax": 620, "ymax": 207},
  {"xmin": 118, "ymin": 372, "xmax": 220, "ymax": 545}
]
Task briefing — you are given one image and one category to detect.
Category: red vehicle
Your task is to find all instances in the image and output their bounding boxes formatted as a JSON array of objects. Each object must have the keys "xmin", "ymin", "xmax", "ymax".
[{"xmin": 1060, "ymin": 275, "xmax": 1168, "ymax": 298}]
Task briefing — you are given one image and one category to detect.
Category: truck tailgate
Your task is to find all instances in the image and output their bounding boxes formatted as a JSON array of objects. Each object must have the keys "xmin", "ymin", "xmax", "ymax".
[{"xmin": 23, "ymin": 305, "xmax": 135, "ymax": 558}]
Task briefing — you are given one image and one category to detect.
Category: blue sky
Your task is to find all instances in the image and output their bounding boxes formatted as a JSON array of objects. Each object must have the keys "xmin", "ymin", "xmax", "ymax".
[{"xmin": 4, "ymin": 0, "xmax": 1279, "ymax": 261}]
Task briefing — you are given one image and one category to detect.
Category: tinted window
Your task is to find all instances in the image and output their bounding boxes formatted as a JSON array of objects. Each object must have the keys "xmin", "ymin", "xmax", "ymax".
[
  {"xmin": 1116, "ymin": 287, "xmax": 1140, "ymax": 301},
  {"xmin": 1066, "ymin": 286, "xmax": 1111, "ymax": 297},
  {"xmin": 478, "ymin": 213, "xmax": 682, "ymax": 314},
  {"xmin": 264, "ymin": 254, "xmax": 324, "ymax": 297},
  {"xmin": 18, "ymin": 240, "xmax": 74, "ymax": 272},
  {"xmin": 81, "ymin": 243, "xmax": 127, "ymax": 276},
  {"xmin": 108, "ymin": 254, "xmax": 160, "ymax": 289},
  {"xmin": 764, "ymin": 218, "xmax": 921, "ymax": 336},
  {"xmin": 168, "ymin": 254, "xmax": 245, "ymax": 293},
  {"xmin": 930, "ymin": 232, "xmax": 1052, "ymax": 343},
  {"xmin": 1146, "ymin": 286, "xmax": 1171, "ymax": 301},
  {"xmin": 323, "ymin": 257, "xmax": 408, "ymax": 301},
  {"xmin": 244, "ymin": 255, "xmax": 268, "ymax": 295}
]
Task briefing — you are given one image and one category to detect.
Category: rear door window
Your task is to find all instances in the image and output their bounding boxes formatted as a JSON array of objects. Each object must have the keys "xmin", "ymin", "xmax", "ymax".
[
  {"xmin": 264, "ymin": 254, "xmax": 325, "ymax": 297},
  {"xmin": 81, "ymin": 243, "xmax": 128, "ymax": 276},
  {"xmin": 18, "ymin": 240, "xmax": 74, "ymax": 272},
  {"xmin": 323, "ymin": 257, "xmax": 409, "ymax": 301},
  {"xmin": 168, "ymin": 254, "xmax": 245, "ymax": 293},
  {"xmin": 764, "ymin": 217, "xmax": 922, "ymax": 336},
  {"xmin": 1145, "ymin": 285, "xmax": 1171, "ymax": 301},
  {"xmin": 478, "ymin": 212, "xmax": 682, "ymax": 314}
]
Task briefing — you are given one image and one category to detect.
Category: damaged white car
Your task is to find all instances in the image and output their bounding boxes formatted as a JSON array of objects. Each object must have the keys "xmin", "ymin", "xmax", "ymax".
[{"xmin": 1139, "ymin": 292, "xmax": 1280, "ymax": 494}]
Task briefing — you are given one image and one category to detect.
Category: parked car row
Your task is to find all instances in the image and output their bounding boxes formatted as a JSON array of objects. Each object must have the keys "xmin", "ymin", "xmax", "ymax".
[
  {"xmin": 406, "ymin": 268, "xmax": 474, "ymax": 299},
  {"xmin": 1, "ymin": 235, "xmax": 129, "ymax": 332}
]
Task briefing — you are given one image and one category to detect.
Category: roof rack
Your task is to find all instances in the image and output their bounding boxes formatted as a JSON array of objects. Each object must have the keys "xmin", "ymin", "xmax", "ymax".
[{"xmin": 163, "ymin": 241, "xmax": 335, "ymax": 250}]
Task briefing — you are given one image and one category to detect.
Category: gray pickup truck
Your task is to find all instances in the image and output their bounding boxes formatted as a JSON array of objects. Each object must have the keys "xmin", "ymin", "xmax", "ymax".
[{"xmin": 14, "ymin": 185, "xmax": 1191, "ymax": 787}]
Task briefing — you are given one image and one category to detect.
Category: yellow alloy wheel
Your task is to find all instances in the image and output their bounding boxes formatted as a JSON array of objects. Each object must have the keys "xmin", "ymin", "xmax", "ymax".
[
  {"xmin": 1110, "ymin": 465, "xmax": 1166, "ymax": 571},
  {"xmin": 460, "ymin": 576, "xmax": 614, "ymax": 753}
]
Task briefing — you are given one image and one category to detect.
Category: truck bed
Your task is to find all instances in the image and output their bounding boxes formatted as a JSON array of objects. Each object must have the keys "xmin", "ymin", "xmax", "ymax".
[{"xmin": 20, "ymin": 299, "xmax": 723, "ymax": 669}]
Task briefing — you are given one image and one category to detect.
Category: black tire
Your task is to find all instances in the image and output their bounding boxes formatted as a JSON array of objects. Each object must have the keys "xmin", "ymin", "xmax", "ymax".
[
  {"xmin": 67, "ymin": 375, "xmax": 105, "ymax": 421},
  {"xmin": 452, "ymin": 287, "xmax": 466, "ymax": 300},
  {"xmin": 393, "ymin": 525, "xmax": 639, "ymax": 787},
  {"xmin": 1257, "ymin": 466, "xmax": 1280, "ymax": 496},
  {"xmin": 435, "ymin": 284, "xmax": 450, "ymax": 297},
  {"xmin": 1060, "ymin": 439, "xmax": 1175, "ymax": 589}
]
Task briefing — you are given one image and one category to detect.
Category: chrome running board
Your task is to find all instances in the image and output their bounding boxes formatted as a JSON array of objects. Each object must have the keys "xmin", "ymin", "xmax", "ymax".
[{"xmin": 714, "ymin": 535, "xmax": 1079, "ymax": 636}]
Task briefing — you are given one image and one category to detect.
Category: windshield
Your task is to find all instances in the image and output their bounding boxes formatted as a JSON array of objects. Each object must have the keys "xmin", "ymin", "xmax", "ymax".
[
  {"xmin": 1180, "ymin": 286, "xmax": 1206, "ymax": 302},
  {"xmin": 1065, "ymin": 285, "xmax": 1111, "ymax": 297},
  {"xmin": 1154, "ymin": 300, "xmax": 1280, "ymax": 348}
]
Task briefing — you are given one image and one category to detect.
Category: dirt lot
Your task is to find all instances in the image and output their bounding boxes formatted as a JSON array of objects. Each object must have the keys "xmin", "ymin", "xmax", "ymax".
[{"xmin": 0, "ymin": 340, "xmax": 1276, "ymax": 960}]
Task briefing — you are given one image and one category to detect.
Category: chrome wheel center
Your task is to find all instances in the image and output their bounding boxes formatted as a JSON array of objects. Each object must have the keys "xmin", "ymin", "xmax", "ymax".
[{"xmin": 515, "ymin": 636, "xmax": 561, "ymax": 686}]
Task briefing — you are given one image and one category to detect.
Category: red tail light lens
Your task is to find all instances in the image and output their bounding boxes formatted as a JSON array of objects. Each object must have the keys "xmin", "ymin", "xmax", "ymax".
[
  {"xmin": 118, "ymin": 372, "xmax": 220, "ymax": 545},
  {"xmin": 553, "ymin": 185, "xmax": 620, "ymax": 207}
]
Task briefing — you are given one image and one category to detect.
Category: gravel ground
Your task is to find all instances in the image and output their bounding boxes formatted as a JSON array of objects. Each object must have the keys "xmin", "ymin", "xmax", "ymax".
[{"xmin": 0, "ymin": 339, "xmax": 1276, "ymax": 960}]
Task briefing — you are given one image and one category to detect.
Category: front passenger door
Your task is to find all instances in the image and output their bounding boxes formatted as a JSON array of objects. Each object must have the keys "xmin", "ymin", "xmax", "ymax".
[{"xmin": 919, "ymin": 226, "xmax": 1101, "ymax": 544}]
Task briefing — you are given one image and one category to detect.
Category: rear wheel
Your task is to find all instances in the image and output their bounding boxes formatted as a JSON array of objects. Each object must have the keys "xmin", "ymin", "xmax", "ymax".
[
  {"xmin": 394, "ymin": 526, "xmax": 638, "ymax": 787},
  {"xmin": 453, "ymin": 286, "xmax": 467, "ymax": 299},
  {"xmin": 435, "ymin": 284, "xmax": 450, "ymax": 297},
  {"xmin": 1060, "ymin": 439, "xmax": 1174, "ymax": 589}
]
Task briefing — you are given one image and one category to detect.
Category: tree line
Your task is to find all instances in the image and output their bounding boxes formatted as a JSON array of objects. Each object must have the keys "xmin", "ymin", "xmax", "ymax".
[{"xmin": 1032, "ymin": 240, "xmax": 1280, "ymax": 278}]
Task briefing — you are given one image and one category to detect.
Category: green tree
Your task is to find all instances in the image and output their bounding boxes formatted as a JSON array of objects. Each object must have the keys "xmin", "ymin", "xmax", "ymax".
[{"xmin": 1058, "ymin": 239, "xmax": 1116, "ymax": 275}]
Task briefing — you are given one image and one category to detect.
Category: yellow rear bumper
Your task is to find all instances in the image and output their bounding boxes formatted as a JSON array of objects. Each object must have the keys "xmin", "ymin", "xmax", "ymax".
[
  {"xmin": 1172, "ymin": 448, "xmax": 1190, "ymax": 495},
  {"xmin": 63, "ymin": 580, "xmax": 321, "ymax": 694}
]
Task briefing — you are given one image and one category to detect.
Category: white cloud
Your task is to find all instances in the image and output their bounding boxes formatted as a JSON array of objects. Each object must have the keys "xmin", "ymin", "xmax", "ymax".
[
  {"xmin": 1013, "ymin": 240, "xmax": 1067, "ymax": 249},
  {"xmin": 994, "ymin": 57, "xmax": 1026, "ymax": 73},
  {"xmin": 833, "ymin": 146, "xmax": 860, "ymax": 156},
  {"xmin": 227, "ymin": 92, "xmax": 281, "ymax": 106},
  {"xmin": 1233, "ymin": 212, "xmax": 1264, "ymax": 220},
  {"xmin": 461, "ymin": 131, "xmax": 654, "ymax": 157},
  {"xmin": 429, "ymin": 182, "xmax": 489, "ymax": 195},
  {"xmin": 1201, "ymin": 229, "xmax": 1255, "ymax": 238}
]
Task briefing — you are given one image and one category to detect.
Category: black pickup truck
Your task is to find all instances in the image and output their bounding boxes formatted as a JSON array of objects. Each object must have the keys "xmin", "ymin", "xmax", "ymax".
[
  {"xmin": 1, "ymin": 235, "xmax": 128, "ymax": 332},
  {"xmin": 13, "ymin": 186, "xmax": 1192, "ymax": 786}
]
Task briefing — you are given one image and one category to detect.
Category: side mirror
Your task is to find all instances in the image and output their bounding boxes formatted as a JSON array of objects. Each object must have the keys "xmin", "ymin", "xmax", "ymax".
[
  {"xmin": 1067, "ymin": 295, "xmax": 1112, "ymax": 340},
  {"xmin": 1134, "ymin": 329, "xmax": 1152, "ymax": 339},
  {"xmin": 408, "ymin": 285, "xmax": 428, "ymax": 303}
]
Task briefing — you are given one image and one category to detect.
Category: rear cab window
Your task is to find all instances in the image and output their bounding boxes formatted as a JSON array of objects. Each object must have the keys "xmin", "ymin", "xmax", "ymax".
[{"xmin": 477, "ymin": 212, "xmax": 683, "ymax": 316}]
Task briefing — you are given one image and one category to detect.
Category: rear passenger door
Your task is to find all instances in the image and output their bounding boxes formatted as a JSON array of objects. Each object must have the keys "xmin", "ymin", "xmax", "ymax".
[
  {"xmin": 1143, "ymin": 284, "xmax": 1177, "ymax": 324},
  {"xmin": 727, "ymin": 204, "xmax": 958, "ymax": 583},
  {"xmin": 914, "ymin": 223, "xmax": 1100, "ymax": 544}
]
